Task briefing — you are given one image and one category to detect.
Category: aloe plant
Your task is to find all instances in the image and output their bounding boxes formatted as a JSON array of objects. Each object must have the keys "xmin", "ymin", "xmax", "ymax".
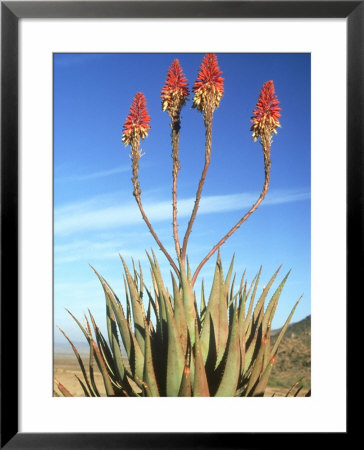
[
  {"xmin": 56, "ymin": 54, "xmax": 302, "ymax": 397},
  {"xmin": 58, "ymin": 253, "xmax": 300, "ymax": 397}
]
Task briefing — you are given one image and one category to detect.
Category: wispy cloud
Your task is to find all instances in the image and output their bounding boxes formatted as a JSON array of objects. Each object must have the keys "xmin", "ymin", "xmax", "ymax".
[
  {"xmin": 54, "ymin": 237, "xmax": 153, "ymax": 264},
  {"xmin": 54, "ymin": 189, "xmax": 310, "ymax": 236},
  {"xmin": 56, "ymin": 165, "xmax": 130, "ymax": 182}
]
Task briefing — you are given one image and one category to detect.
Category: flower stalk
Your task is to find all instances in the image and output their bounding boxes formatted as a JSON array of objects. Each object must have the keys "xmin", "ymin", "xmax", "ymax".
[
  {"xmin": 191, "ymin": 80, "xmax": 281, "ymax": 285},
  {"xmin": 161, "ymin": 59, "xmax": 189, "ymax": 259},
  {"xmin": 122, "ymin": 92, "xmax": 180, "ymax": 279},
  {"xmin": 181, "ymin": 54, "xmax": 224, "ymax": 266}
]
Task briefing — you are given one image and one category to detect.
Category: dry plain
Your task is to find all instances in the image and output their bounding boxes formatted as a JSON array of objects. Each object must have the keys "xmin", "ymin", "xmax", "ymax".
[{"xmin": 53, "ymin": 353, "xmax": 308, "ymax": 397}]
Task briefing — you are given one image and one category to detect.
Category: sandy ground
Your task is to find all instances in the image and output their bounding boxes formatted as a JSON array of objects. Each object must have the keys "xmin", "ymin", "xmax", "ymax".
[
  {"xmin": 54, "ymin": 353, "xmax": 106, "ymax": 397},
  {"xmin": 54, "ymin": 353, "xmax": 309, "ymax": 397}
]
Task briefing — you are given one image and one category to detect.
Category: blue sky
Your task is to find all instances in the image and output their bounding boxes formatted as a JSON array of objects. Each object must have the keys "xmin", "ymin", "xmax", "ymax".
[{"xmin": 54, "ymin": 53, "xmax": 310, "ymax": 344}]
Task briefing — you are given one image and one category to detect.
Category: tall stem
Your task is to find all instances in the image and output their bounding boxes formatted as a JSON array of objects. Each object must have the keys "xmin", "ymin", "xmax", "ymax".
[
  {"xmin": 131, "ymin": 141, "xmax": 180, "ymax": 280},
  {"xmin": 181, "ymin": 108, "xmax": 213, "ymax": 265},
  {"xmin": 191, "ymin": 143, "xmax": 271, "ymax": 286},
  {"xmin": 171, "ymin": 120, "xmax": 181, "ymax": 259}
]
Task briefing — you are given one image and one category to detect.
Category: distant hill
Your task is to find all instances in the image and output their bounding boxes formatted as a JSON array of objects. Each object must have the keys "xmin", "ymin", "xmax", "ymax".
[
  {"xmin": 269, "ymin": 315, "xmax": 311, "ymax": 390},
  {"xmin": 54, "ymin": 340, "xmax": 90, "ymax": 355}
]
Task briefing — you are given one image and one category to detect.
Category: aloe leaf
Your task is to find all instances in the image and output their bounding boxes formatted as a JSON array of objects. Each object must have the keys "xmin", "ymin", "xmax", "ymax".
[
  {"xmin": 108, "ymin": 291, "xmax": 131, "ymax": 363},
  {"xmin": 100, "ymin": 275, "xmax": 122, "ymax": 306},
  {"xmin": 271, "ymin": 296, "xmax": 302, "ymax": 356},
  {"xmin": 99, "ymin": 313, "xmax": 126, "ymax": 386},
  {"xmin": 178, "ymin": 337, "xmax": 192, "ymax": 397},
  {"xmin": 144, "ymin": 283, "xmax": 158, "ymax": 320},
  {"xmin": 91, "ymin": 268, "xmax": 126, "ymax": 382},
  {"xmin": 262, "ymin": 333, "xmax": 271, "ymax": 370},
  {"xmin": 285, "ymin": 378, "xmax": 304, "ymax": 397},
  {"xmin": 146, "ymin": 308, "xmax": 155, "ymax": 336},
  {"xmin": 215, "ymin": 303, "xmax": 240, "ymax": 397},
  {"xmin": 294, "ymin": 385, "xmax": 303, "ymax": 397},
  {"xmin": 164, "ymin": 283, "xmax": 185, "ymax": 397},
  {"xmin": 251, "ymin": 266, "xmax": 282, "ymax": 337},
  {"xmin": 244, "ymin": 269, "xmax": 261, "ymax": 337},
  {"xmin": 150, "ymin": 271, "xmax": 163, "ymax": 330},
  {"xmin": 244, "ymin": 299, "xmax": 265, "ymax": 374},
  {"xmin": 243, "ymin": 335, "xmax": 256, "ymax": 374},
  {"xmin": 229, "ymin": 272, "xmax": 237, "ymax": 305},
  {"xmin": 286, "ymin": 379, "xmax": 301, "ymax": 397},
  {"xmin": 120, "ymin": 255, "xmax": 146, "ymax": 352},
  {"xmin": 87, "ymin": 311, "xmax": 118, "ymax": 390},
  {"xmin": 130, "ymin": 375, "xmax": 149, "ymax": 397},
  {"xmin": 57, "ymin": 326, "xmax": 95, "ymax": 397},
  {"xmin": 224, "ymin": 254, "xmax": 235, "ymax": 291},
  {"xmin": 239, "ymin": 269, "xmax": 246, "ymax": 292},
  {"xmin": 200, "ymin": 279, "xmax": 206, "ymax": 321},
  {"xmin": 54, "ymin": 378, "xmax": 73, "ymax": 397},
  {"xmin": 238, "ymin": 283, "xmax": 247, "ymax": 328},
  {"xmin": 171, "ymin": 271, "xmax": 187, "ymax": 355},
  {"xmin": 66, "ymin": 308, "xmax": 90, "ymax": 343},
  {"xmin": 147, "ymin": 251, "xmax": 167, "ymax": 324},
  {"xmin": 199, "ymin": 257, "xmax": 221, "ymax": 363},
  {"xmin": 143, "ymin": 319, "xmax": 160, "ymax": 397},
  {"xmin": 129, "ymin": 327, "xmax": 145, "ymax": 381},
  {"xmin": 82, "ymin": 327, "xmax": 100, "ymax": 396},
  {"xmin": 111, "ymin": 333, "xmax": 126, "ymax": 383},
  {"xmin": 146, "ymin": 296, "xmax": 152, "ymax": 326},
  {"xmin": 193, "ymin": 321, "xmax": 210, "ymax": 397},
  {"xmin": 90, "ymin": 340, "xmax": 115, "ymax": 396},
  {"xmin": 123, "ymin": 275, "xmax": 132, "ymax": 328},
  {"xmin": 216, "ymin": 255, "xmax": 229, "ymax": 367},
  {"xmin": 75, "ymin": 375, "xmax": 91, "ymax": 397},
  {"xmin": 262, "ymin": 270, "xmax": 291, "ymax": 336},
  {"xmin": 131, "ymin": 257, "xmax": 138, "ymax": 284},
  {"xmin": 88, "ymin": 310, "xmax": 117, "ymax": 379},
  {"xmin": 237, "ymin": 283, "xmax": 247, "ymax": 375},
  {"xmin": 186, "ymin": 255, "xmax": 192, "ymax": 281},
  {"xmin": 70, "ymin": 311, "xmax": 101, "ymax": 396},
  {"xmin": 84, "ymin": 326, "xmax": 100, "ymax": 396},
  {"xmin": 244, "ymin": 328, "xmax": 267, "ymax": 396},
  {"xmin": 247, "ymin": 268, "xmax": 261, "ymax": 317},
  {"xmin": 179, "ymin": 262, "xmax": 196, "ymax": 346},
  {"xmin": 249, "ymin": 353, "xmax": 276, "ymax": 397},
  {"xmin": 138, "ymin": 261, "xmax": 144, "ymax": 298},
  {"xmin": 241, "ymin": 276, "xmax": 254, "ymax": 322}
]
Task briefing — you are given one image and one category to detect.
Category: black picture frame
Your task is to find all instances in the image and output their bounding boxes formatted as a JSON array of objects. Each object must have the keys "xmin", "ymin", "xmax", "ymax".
[{"xmin": 1, "ymin": 1, "xmax": 357, "ymax": 448}]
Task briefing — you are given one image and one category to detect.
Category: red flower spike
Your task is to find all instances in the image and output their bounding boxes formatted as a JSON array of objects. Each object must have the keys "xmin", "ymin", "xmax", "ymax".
[
  {"xmin": 250, "ymin": 80, "xmax": 281, "ymax": 143},
  {"xmin": 122, "ymin": 92, "xmax": 151, "ymax": 146},
  {"xmin": 161, "ymin": 59, "xmax": 189, "ymax": 117},
  {"xmin": 192, "ymin": 53, "xmax": 224, "ymax": 112}
]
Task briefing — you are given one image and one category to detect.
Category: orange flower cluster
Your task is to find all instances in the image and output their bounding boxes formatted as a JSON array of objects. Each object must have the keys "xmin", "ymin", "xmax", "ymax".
[
  {"xmin": 161, "ymin": 59, "xmax": 189, "ymax": 118},
  {"xmin": 122, "ymin": 92, "xmax": 151, "ymax": 146},
  {"xmin": 250, "ymin": 80, "xmax": 281, "ymax": 143},
  {"xmin": 192, "ymin": 53, "xmax": 224, "ymax": 113}
]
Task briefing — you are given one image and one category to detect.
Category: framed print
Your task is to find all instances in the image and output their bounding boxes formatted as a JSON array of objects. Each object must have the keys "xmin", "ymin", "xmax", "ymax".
[{"xmin": 1, "ymin": 1, "xmax": 358, "ymax": 448}]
